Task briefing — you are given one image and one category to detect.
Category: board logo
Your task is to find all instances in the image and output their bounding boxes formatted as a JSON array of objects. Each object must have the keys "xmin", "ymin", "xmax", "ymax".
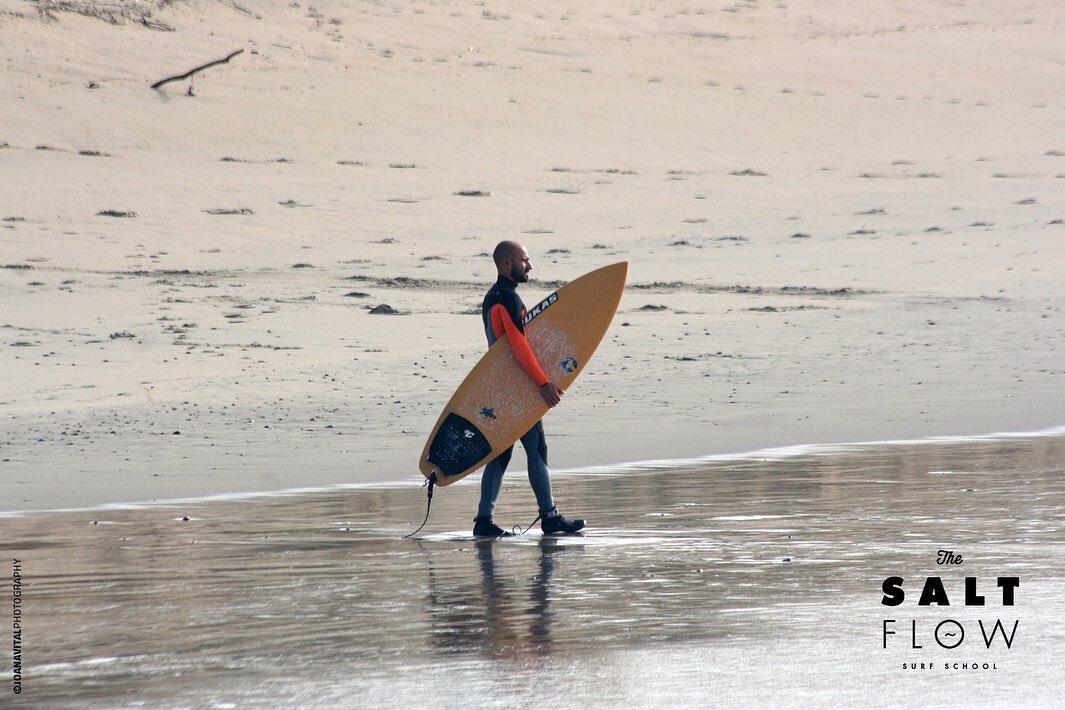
[
  {"xmin": 479, "ymin": 407, "xmax": 497, "ymax": 420},
  {"xmin": 560, "ymin": 356, "xmax": 578, "ymax": 373},
  {"xmin": 522, "ymin": 292, "xmax": 559, "ymax": 326}
]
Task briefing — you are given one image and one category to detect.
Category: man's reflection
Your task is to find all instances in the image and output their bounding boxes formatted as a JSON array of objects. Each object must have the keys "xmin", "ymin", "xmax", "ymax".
[{"xmin": 425, "ymin": 537, "xmax": 577, "ymax": 657}]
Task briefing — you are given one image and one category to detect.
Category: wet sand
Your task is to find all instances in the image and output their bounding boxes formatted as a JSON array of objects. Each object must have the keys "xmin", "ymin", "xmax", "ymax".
[{"xmin": 5, "ymin": 432, "xmax": 1064, "ymax": 708}]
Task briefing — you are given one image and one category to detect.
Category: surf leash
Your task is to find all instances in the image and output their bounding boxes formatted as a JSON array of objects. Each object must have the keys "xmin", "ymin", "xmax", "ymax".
[
  {"xmin": 402, "ymin": 474, "xmax": 436, "ymax": 539},
  {"xmin": 511, "ymin": 514, "xmax": 541, "ymax": 536}
]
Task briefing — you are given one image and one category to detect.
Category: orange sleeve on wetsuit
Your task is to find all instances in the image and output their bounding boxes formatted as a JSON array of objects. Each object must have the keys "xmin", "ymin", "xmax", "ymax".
[{"xmin": 490, "ymin": 303, "xmax": 550, "ymax": 387}]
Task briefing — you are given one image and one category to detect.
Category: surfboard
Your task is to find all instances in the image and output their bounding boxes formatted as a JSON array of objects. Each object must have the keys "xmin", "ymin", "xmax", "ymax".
[{"xmin": 420, "ymin": 261, "xmax": 628, "ymax": 486}]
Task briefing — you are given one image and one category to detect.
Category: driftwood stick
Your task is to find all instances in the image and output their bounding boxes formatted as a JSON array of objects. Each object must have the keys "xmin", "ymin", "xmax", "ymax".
[{"xmin": 151, "ymin": 49, "xmax": 244, "ymax": 90}]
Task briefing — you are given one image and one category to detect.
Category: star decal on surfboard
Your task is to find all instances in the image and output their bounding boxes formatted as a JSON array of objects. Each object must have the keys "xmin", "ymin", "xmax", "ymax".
[{"xmin": 479, "ymin": 407, "xmax": 497, "ymax": 420}]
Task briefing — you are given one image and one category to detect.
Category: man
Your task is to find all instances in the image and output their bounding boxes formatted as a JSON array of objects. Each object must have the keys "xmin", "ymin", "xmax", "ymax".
[{"xmin": 473, "ymin": 241, "xmax": 586, "ymax": 537}]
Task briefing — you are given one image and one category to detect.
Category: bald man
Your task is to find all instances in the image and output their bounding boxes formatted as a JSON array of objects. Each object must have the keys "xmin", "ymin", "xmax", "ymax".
[{"xmin": 473, "ymin": 241, "xmax": 585, "ymax": 537}]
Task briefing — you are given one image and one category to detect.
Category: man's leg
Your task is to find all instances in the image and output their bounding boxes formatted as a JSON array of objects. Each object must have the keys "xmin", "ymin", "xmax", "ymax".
[
  {"xmin": 476, "ymin": 446, "xmax": 513, "ymax": 525},
  {"xmin": 522, "ymin": 421, "xmax": 586, "ymax": 534},
  {"xmin": 520, "ymin": 421, "xmax": 555, "ymax": 515}
]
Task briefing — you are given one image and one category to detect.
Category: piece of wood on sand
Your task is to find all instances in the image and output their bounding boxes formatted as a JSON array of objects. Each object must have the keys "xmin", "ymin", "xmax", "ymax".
[{"xmin": 151, "ymin": 49, "xmax": 244, "ymax": 90}]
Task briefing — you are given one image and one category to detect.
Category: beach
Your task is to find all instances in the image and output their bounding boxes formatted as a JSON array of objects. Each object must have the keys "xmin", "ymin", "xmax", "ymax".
[{"xmin": 2, "ymin": 0, "xmax": 1064, "ymax": 705}]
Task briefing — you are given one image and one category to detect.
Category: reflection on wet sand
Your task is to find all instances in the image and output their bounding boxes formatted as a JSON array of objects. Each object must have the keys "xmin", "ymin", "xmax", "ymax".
[
  {"xmin": 424, "ymin": 538, "xmax": 571, "ymax": 658},
  {"xmin": 3, "ymin": 433, "xmax": 1064, "ymax": 707}
]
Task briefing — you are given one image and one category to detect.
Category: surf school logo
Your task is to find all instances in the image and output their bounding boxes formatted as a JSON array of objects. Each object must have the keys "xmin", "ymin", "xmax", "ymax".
[
  {"xmin": 880, "ymin": 550, "xmax": 1020, "ymax": 672},
  {"xmin": 560, "ymin": 356, "xmax": 578, "ymax": 374},
  {"xmin": 522, "ymin": 293, "xmax": 558, "ymax": 325}
]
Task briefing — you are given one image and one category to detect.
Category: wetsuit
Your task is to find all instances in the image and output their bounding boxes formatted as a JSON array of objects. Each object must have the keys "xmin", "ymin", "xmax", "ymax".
[{"xmin": 477, "ymin": 276, "xmax": 556, "ymax": 519}]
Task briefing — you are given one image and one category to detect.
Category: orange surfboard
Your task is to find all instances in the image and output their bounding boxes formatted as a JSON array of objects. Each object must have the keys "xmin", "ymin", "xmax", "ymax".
[{"xmin": 420, "ymin": 262, "xmax": 628, "ymax": 486}]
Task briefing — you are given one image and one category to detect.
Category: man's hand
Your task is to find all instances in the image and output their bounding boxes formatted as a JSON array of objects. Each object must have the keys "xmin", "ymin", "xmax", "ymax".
[{"xmin": 538, "ymin": 382, "xmax": 564, "ymax": 408}]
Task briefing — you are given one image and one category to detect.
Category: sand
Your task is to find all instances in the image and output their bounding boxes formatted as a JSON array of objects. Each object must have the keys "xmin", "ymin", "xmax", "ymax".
[
  {"xmin": 1, "ymin": 0, "xmax": 1064, "ymax": 704},
  {"xmin": 5, "ymin": 434, "xmax": 1065, "ymax": 707}
]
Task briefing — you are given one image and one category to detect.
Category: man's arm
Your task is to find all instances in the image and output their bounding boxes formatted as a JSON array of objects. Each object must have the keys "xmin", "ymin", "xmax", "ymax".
[{"xmin": 490, "ymin": 304, "xmax": 564, "ymax": 406}]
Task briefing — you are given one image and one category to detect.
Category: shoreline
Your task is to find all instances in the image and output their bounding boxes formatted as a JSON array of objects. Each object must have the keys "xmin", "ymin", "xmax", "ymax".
[{"xmin": 4, "ymin": 422, "xmax": 1063, "ymax": 518}]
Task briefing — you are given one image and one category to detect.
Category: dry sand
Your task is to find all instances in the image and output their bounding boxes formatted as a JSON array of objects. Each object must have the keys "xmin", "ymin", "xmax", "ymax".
[
  {"xmin": 2, "ymin": 0, "xmax": 1064, "ymax": 509},
  {"xmin": 2, "ymin": 0, "xmax": 1064, "ymax": 704}
]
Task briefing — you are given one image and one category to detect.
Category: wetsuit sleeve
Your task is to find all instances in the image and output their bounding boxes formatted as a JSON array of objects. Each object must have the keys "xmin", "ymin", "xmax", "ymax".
[{"xmin": 489, "ymin": 303, "xmax": 550, "ymax": 387}]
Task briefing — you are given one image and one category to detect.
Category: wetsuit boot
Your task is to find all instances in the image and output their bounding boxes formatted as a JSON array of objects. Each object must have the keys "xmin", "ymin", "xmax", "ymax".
[
  {"xmin": 473, "ymin": 516, "xmax": 513, "ymax": 537},
  {"xmin": 541, "ymin": 508, "xmax": 585, "ymax": 535}
]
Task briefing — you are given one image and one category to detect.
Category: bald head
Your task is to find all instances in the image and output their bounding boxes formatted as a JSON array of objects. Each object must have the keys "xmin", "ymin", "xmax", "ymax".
[
  {"xmin": 493, "ymin": 240, "xmax": 523, "ymax": 267},
  {"xmin": 492, "ymin": 241, "xmax": 532, "ymax": 284}
]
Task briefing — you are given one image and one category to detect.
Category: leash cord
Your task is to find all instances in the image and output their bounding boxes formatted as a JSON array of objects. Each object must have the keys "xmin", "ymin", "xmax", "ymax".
[
  {"xmin": 512, "ymin": 514, "xmax": 542, "ymax": 536},
  {"xmin": 402, "ymin": 475, "xmax": 436, "ymax": 539}
]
